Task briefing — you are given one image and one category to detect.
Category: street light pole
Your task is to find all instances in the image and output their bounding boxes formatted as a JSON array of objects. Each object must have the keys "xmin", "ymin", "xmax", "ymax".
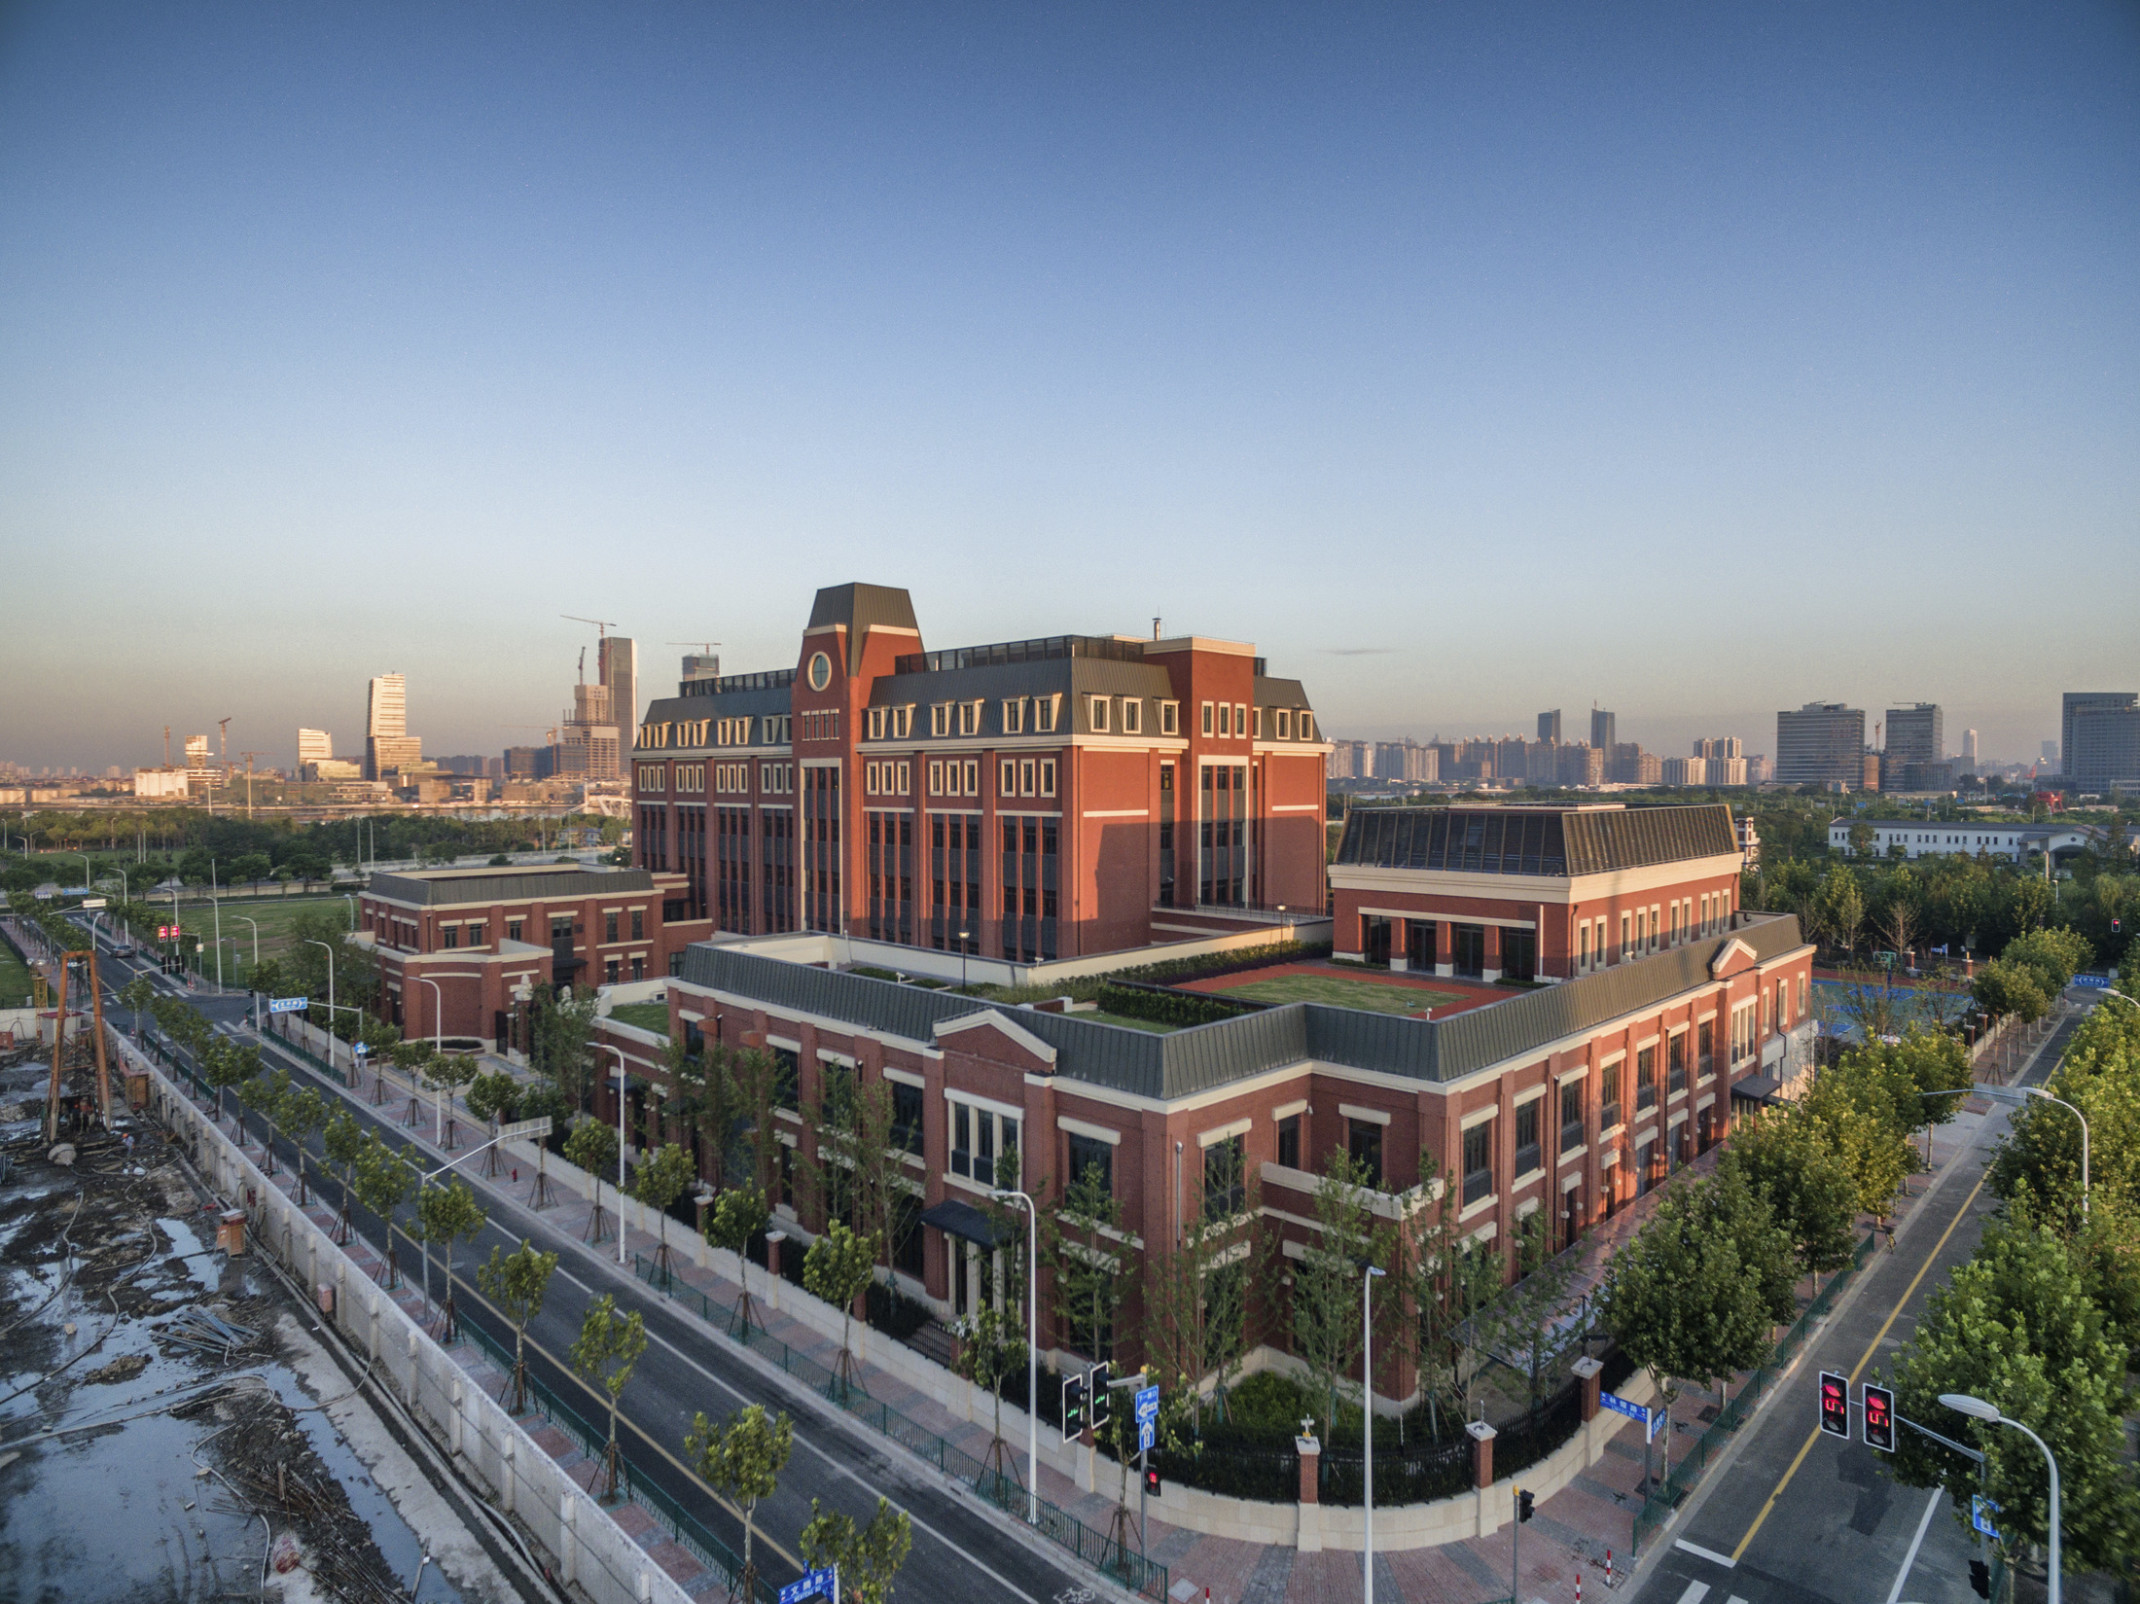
[
  {"xmin": 990, "ymin": 1187, "xmax": 1040, "ymax": 1524},
  {"xmin": 1364, "ymin": 1262, "xmax": 1386, "ymax": 1604},
  {"xmin": 417, "ymin": 976, "xmax": 446, "ymax": 1140},
  {"xmin": 601, "ymin": 1043, "xmax": 629, "ymax": 1266},
  {"xmin": 1942, "ymin": 1393, "xmax": 2060, "ymax": 1604}
]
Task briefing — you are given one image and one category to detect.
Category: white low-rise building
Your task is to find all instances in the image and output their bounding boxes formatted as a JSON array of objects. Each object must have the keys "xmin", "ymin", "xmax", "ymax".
[{"xmin": 1827, "ymin": 817, "xmax": 2102, "ymax": 862}]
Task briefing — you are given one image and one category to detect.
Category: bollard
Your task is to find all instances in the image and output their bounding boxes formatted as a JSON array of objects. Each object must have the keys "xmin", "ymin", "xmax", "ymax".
[{"xmin": 1606, "ymin": 1549, "xmax": 1614, "ymax": 1588}]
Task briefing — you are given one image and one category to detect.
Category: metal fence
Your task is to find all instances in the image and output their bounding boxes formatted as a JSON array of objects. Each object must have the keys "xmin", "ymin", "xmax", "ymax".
[
  {"xmin": 626, "ymin": 1250, "xmax": 1170, "ymax": 1600},
  {"xmin": 1631, "ymin": 1227, "xmax": 1879, "ymax": 1554}
]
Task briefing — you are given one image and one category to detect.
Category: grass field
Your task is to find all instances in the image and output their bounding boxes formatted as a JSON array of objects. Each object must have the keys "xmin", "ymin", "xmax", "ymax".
[
  {"xmin": 1211, "ymin": 972, "xmax": 1462, "ymax": 1016},
  {"xmin": 157, "ymin": 897, "xmax": 358, "ymax": 984},
  {"xmin": 1080, "ymin": 1009, "xmax": 1176, "ymax": 1034},
  {"xmin": 0, "ymin": 930, "xmax": 35, "ymax": 1008},
  {"xmin": 606, "ymin": 1001, "xmax": 671, "ymax": 1036}
]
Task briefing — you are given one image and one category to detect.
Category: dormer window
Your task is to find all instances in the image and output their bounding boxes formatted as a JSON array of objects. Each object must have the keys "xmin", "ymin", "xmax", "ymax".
[
  {"xmin": 1300, "ymin": 711, "xmax": 1315, "ymax": 740},
  {"xmin": 1276, "ymin": 708, "xmax": 1293, "ymax": 740},
  {"xmin": 1089, "ymin": 696, "xmax": 1110, "ymax": 733},
  {"xmin": 893, "ymin": 705, "xmax": 913, "ymax": 739},
  {"xmin": 1159, "ymin": 701, "xmax": 1179, "ymax": 736},
  {"xmin": 1120, "ymin": 700, "xmax": 1141, "ymax": 735},
  {"xmin": 1034, "ymin": 694, "xmax": 1060, "ymax": 733},
  {"xmin": 931, "ymin": 702, "xmax": 952, "ymax": 737},
  {"xmin": 867, "ymin": 707, "xmax": 887, "ymax": 740},
  {"xmin": 1002, "ymin": 697, "xmax": 1025, "ymax": 734},
  {"xmin": 958, "ymin": 700, "xmax": 983, "ymax": 737}
]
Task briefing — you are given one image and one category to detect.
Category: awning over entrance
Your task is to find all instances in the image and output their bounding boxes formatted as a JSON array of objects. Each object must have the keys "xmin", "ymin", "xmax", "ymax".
[
  {"xmin": 920, "ymin": 1197, "xmax": 1017, "ymax": 1249},
  {"xmin": 1730, "ymin": 1073, "xmax": 1783, "ymax": 1108}
]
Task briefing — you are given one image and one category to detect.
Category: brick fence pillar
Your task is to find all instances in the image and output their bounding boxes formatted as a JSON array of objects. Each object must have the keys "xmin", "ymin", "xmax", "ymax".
[
  {"xmin": 1295, "ymin": 1432, "xmax": 1322, "ymax": 1553},
  {"xmin": 1574, "ymin": 1355, "xmax": 1604, "ymax": 1423},
  {"xmin": 765, "ymin": 1229, "xmax": 785, "ymax": 1312},
  {"xmin": 1467, "ymin": 1419, "xmax": 1497, "ymax": 1489}
]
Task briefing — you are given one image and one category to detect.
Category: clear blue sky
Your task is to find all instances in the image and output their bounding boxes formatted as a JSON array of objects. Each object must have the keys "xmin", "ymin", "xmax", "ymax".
[{"xmin": 3, "ymin": 2, "xmax": 2134, "ymax": 771}]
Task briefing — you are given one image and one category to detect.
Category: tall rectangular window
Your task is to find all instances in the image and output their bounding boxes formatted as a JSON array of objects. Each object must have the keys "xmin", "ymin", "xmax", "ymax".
[
  {"xmin": 1347, "ymin": 1119, "xmax": 1383, "ymax": 1189},
  {"xmin": 1462, "ymin": 1121, "xmax": 1493, "ymax": 1204},
  {"xmin": 1068, "ymin": 1133, "xmax": 1113, "ymax": 1195},
  {"xmin": 1601, "ymin": 1062, "xmax": 1622, "ymax": 1130},
  {"xmin": 1204, "ymin": 1135, "xmax": 1246, "ymax": 1221},
  {"xmin": 1513, "ymin": 1100, "xmax": 1541, "ymax": 1177},
  {"xmin": 1637, "ymin": 1045, "xmax": 1658, "ymax": 1111},
  {"xmin": 1560, "ymin": 1079, "xmax": 1585, "ymax": 1153},
  {"xmin": 1276, "ymin": 1113, "xmax": 1300, "ymax": 1170}
]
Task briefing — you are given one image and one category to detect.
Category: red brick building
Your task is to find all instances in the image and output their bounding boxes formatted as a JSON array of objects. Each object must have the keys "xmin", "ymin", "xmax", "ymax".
[
  {"xmin": 659, "ymin": 905, "xmax": 1816, "ymax": 1398},
  {"xmin": 358, "ymin": 864, "xmax": 699, "ymax": 1048},
  {"xmin": 630, "ymin": 583, "xmax": 1330, "ymax": 962},
  {"xmin": 1327, "ymin": 803, "xmax": 1746, "ymax": 982}
]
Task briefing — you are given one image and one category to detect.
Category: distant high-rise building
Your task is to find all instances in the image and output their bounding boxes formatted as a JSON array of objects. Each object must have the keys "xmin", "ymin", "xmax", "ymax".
[
  {"xmin": 1963, "ymin": 729, "xmax": 1980, "ymax": 770},
  {"xmin": 1776, "ymin": 703, "xmax": 1867, "ymax": 788},
  {"xmin": 1557, "ymin": 742, "xmax": 1603, "ymax": 787},
  {"xmin": 2061, "ymin": 694, "xmax": 2133, "ymax": 775},
  {"xmin": 297, "ymin": 728, "xmax": 332, "ymax": 767},
  {"xmin": 184, "ymin": 734, "xmax": 210, "ymax": 773},
  {"xmin": 1590, "ymin": 709, "xmax": 1616, "ymax": 752},
  {"xmin": 2042, "ymin": 739, "xmax": 2061, "ymax": 764},
  {"xmin": 1662, "ymin": 756, "xmax": 1708, "ymax": 787},
  {"xmin": 680, "ymin": 650, "xmax": 722, "ymax": 684},
  {"xmin": 1537, "ymin": 710, "xmax": 1562, "ymax": 743},
  {"xmin": 365, "ymin": 673, "xmax": 420, "ymax": 779},
  {"xmin": 1886, "ymin": 703, "xmax": 1942, "ymax": 766},
  {"xmin": 1693, "ymin": 736, "xmax": 1744, "ymax": 760},
  {"xmin": 600, "ymin": 636, "xmax": 639, "ymax": 736},
  {"xmin": 2068, "ymin": 695, "xmax": 2140, "ymax": 790},
  {"xmin": 504, "ymin": 746, "xmax": 542, "ymax": 780}
]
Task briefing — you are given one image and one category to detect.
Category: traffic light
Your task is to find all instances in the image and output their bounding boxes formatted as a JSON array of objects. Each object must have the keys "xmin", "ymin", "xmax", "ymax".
[
  {"xmin": 1818, "ymin": 1371, "xmax": 1850, "ymax": 1439},
  {"xmin": 1517, "ymin": 1489, "xmax": 1535, "ymax": 1523},
  {"xmin": 1862, "ymin": 1383, "xmax": 1895, "ymax": 1453},
  {"xmin": 1144, "ymin": 1466, "xmax": 1162, "ymax": 1496},
  {"xmin": 1089, "ymin": 1362, "xmax": 1113, "ymax": 1430},
  {"xmin": 1969, "ymin": 1560, "xmax": 1991, "ymax": 1599},
  {"xmin": 1062, "ymin": 1372, "xmax": 1087, "ymax": 1437}
]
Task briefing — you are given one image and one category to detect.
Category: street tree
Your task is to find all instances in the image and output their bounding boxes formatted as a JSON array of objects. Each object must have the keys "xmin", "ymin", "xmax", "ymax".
[
  {"xmin": 1046, "ymin": 1156, "xmax": 1126, "ymax": 1369},
  {"xmin": 237, "ymin": 1063, "xmax": 290, "ymax": 1171},
  {"xmin": 280, "ymin": 1086, "xmax": 328, "ymax": 1206},
  {"xmin": 1470, "ymin": 1206, "xmax": 1589, "ymax": 1430},
  {"xmin": 804, "ymin": 1219, "xmax": 879, "ymax": 1396},
  {"xmin": 952, "ymin": 1299, "xmax": 1027, "ymax": 1485},
  {"xmin": 685, "ymin": 1404, "xmax": 793, "ymax": 1595},
  {"xmin": 798, "ymin": 1496, "xmax": 913, "ymax": 1604},
  {"xmin": 1718, "ymin": 1107, "xmax": 1859, "ymax": 1282},
  {"xmin": 1973, "ymin": 957, "xmax": 2050, "ymax": 1029},
  {"xmin": 706, "ymin": 1183, "xmax": 772, "ymax": 1333},
  {"xmin": 322, "ymin": 1106, "xmax": 366, "ymax": 1241},
  {"xmin": 1601, "ymin": 1176, "xmax": 1777, "ymax": 1483},
  {"xmin": 415, "ymin": 1177, "xmax": 486, "ymax": 1339},
  {"xmin": 1887, "ymin": 1212, "xmax": 2140, "ymax": 1570},
  {"xmin": 476, "ymin": 1241, "xmax": 558, "ymax": 1412},
  {"xmin": 570, "ymin": 1294, "xmax": 647, "ymax": 1502},
  {"xmin": 630, "ymin": 1142, "xmax": 696, "ymax": 1287},
  {"xmin": 352, "ymin": 1136, "xmax": 414, "ymax": 1288},
  {"xmin": 1287, "ymin": 1148, "xmax": 1392, "ymax": 1431},
  {"xmin": 565, "ymin": 1117, "xmax": 621, "ymax": 1245}
]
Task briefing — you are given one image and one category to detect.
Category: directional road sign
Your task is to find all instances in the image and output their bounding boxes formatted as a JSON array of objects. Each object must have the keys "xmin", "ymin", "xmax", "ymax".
[
  {"xmin": 1971, "ymin": 1494, "xmax": 2002, "ymax": 1541},
  {"xmin": 353, "ymin": 1041, "xmax": 370, "ymax": 1056},
  {"xmin": 1600, "ymin": 1390, "xmax": 1659, "ymax": 1441},
  {"xmin": 268, "ymin": 997, "xmax": 310, "ymax": 1014},
  {"xmin": 496, "ymin": 1115, "xmax": 556, "ymax": 1142},
  {"xmin": 779, "ymin": 1567, "xmax": 838, "ymax": 1604},
  {"xmin": 1138, "ymin": 1421, "xmax": 1155, "ymax": 1453},
  {"xmin": 81, "ymin": 898, "xmax": 107, "ymax": 910},
  {"xmin": 1134, "ymin": 1384, "xmax": 1160, "ymax": 1425}
]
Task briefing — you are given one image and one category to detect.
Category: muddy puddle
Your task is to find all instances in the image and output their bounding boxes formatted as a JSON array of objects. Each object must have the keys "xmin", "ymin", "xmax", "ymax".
[{"xmin": 0, "ymin": 1121, "xmax": 472, "ymax": 1603}]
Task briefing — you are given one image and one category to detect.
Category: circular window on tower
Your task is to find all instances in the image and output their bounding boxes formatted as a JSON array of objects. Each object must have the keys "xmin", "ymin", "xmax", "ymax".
[{"xmin": 807, "ymin": 651, "xmax": 833, "ymax": 692}]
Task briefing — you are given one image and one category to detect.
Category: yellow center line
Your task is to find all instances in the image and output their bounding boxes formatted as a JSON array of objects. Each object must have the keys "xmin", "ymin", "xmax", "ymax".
[{"xmin": 1730, "ymin": 1170, "xmax": 1987, "ymax": 1563}]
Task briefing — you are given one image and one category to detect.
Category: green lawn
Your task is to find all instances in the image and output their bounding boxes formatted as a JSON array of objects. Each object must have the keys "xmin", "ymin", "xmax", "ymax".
[
  {"xmin": 160, "ymin": 896, "xmax": 358, "ymax": 983},
  {"xmin": 0, "ymin": 930, "xmax": 35, "ymax": 1008},
  {"xmin": 606, "ymin": 1001, "xmax": 671, "ymax": 1036},
  {"xmin": 1212, "ymin": 972, "xmax": 1461, "ymax": 1016},
  {"xmin": 1079, "ymin": 1009, "xmax": 1178, "ymax": 1034}
]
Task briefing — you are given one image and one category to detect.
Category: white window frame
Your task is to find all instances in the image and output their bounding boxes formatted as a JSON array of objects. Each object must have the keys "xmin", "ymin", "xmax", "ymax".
[
  {"xmin": 1120, "ymin": 699, "xmax": 1141, "ymax": 735},
  {"xmin": 1002, "ymin": 698, "xmax": 1025, "ymax": 734},
  {"xmin": 1089, "ymin": 696, "xmax": 1110, "ymax": 733},
  {"xmin": 931, "ymin": 703, "xmax": 952, "ymax": 738},
  {"xmin": 1159, "ymin": 701, "xmax": 1180, "ymax": 736},
  {"xmin": 1039, "ymin": 759, "xmax": 1057, "ymax": 797},
  {"xmin": 1034, "ymin": 694, "xmax": 1059, "ymax": 733},
  {"xmin": 1275, "ymin": 708, "xmax": 1292, "ymax": 740},
  {"xmin": 1201, "ymin": 701, "xmax": 1215, "ymax": 736}
]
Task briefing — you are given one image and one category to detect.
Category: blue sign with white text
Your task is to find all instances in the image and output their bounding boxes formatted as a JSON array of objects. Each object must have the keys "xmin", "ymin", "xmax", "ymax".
[
  {"xmin": 779, "ymin": 1567, "xmax": 838, "ymax": 1604},
  {"xmin": 1600, "ymin": 1391, "xmax": 1660, "ymax": 1440},
  {"xmin": 268, "ymin": 996, "xmax": 309, "ymax": 1014},
  {"xmin": 1971, "ymin": 1495, "xmax": 2001, "ymax": 1541}
]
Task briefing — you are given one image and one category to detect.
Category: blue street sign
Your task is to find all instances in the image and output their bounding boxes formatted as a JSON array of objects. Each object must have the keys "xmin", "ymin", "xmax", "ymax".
[
  {"xmin": 1600, "ymin": 1391, "xmax": 1655, "ymax": 1436},
  {"xmin": 779, "ymin": 1567, "xmax": 838, "ymax": 1604},
  {"xmin": 1971, "ymin": 1494, "xmax": 2002, "ymax": 1541},
  {"xmin": 268, "ymin": 996, "xmax": 309, "ymax": 1014},
  {"xmin": 1134, "ymin": 1384, "xmax": 1161, "ymax": 1425},
  {"xmin": 1138, "ymin": 1420, "xmax": 1155, "ymax": 1453},
  {"xmin": 2075, "ymin": 973, "xmax": 2109, "ymax": 989},
  {"xmin": 353, "ymin": 1041, "xmax": 370, "ymax": 1056}
]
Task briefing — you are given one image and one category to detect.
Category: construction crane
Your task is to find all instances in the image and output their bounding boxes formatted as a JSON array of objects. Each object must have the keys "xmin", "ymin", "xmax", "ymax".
[
  {"xmin": 218, "ymin": 717, "xmax": 231, "ymax": 761},
  {"xmin": 562, "ymin": 614, "xmax": 618, "ymax": 639}
]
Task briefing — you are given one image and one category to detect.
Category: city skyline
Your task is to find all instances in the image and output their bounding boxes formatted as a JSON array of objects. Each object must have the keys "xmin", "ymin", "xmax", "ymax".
[{"xmin": 4, "ymin": 3, "xmax": 2136, "ymax": 769}]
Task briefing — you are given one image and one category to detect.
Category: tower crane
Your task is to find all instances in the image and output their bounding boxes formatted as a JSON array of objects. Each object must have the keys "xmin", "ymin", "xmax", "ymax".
[
  {"xmin": 562, "ymin": 614, "xmax": 618, "ymax": 638},
  {"xmin": 218, "ymin": 717, "xmax": 232, "ymax": 761}
]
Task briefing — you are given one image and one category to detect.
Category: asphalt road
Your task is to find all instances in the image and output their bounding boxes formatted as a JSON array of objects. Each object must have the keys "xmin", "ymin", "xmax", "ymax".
[
  {"xmin": 68, "ymin": 924, "xmax": 1111, "ymax": 1604},
  {"xmin": 1632, "ymin": 1007, "xmax": 2086, "ymax": 1604}
]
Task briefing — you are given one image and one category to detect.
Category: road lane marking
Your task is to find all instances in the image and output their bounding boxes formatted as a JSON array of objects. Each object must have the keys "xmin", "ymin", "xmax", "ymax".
[
  {"xmin": 1884, "ymin": 1488, "xmax": 1943, "ymax": 1604},
  {"xmin": 245, "ymin": 1028, "xmax": 1052, "ymax": 1604},
  {"xmin": 1730, "ymin": 1172, "xmax": 1987, "ymax": 1563},
  {"xmin": 1674, "ymin": 1539, "xmax": 1737, "ymax": 1568},
  {"xmin": 1673, "ymin": 1581, "xmax": 1711, "ymax": 1604}
]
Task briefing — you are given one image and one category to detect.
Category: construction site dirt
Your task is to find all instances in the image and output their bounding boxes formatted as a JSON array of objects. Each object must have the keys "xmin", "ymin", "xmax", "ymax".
[{"xmin": 0, "ymin": 1073, "xmax": 529, "ymax": 1604}]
